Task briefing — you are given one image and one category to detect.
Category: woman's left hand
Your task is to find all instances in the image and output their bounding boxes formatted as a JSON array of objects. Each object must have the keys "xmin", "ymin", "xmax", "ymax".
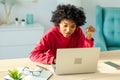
[{"xmin": 86, "ymin": 25, "xmax": 96, "ymax": 40}]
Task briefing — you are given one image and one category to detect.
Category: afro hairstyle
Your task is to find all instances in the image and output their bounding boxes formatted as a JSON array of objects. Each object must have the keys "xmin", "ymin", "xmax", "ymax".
[{"xmin": 50, "ymin": 4, "xmax": 86, "ymax": 27}]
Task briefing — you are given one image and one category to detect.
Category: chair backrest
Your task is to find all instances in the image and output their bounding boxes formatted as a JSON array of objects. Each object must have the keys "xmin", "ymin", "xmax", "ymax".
[
  {"xmin": 103, "ymin": 7, "xmax": 120, "ymax": 47},
  {"xmin": 95, "ymin": 5, "xmax": 120, "ymax": 51}
]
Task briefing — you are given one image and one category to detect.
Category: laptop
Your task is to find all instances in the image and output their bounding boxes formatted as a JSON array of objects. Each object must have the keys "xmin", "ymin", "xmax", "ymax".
[{"xmin": 53, "ymin": 48, "xmax": 100, "ymax": 75}]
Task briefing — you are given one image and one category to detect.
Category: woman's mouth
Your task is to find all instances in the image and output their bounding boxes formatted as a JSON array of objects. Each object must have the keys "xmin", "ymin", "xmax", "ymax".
[{"xmin": 64, "ymin": 33, "xmax": 71, "ymax": 37}]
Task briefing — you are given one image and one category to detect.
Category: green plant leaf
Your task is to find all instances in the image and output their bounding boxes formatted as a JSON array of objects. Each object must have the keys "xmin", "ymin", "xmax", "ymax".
[
  {"xmin": 0, "ymin": 0, "xmax": 5, "ymax": 4},
  {"xmin": 8, "ymin": 68, "xmax": 23, "ymax": 80}
]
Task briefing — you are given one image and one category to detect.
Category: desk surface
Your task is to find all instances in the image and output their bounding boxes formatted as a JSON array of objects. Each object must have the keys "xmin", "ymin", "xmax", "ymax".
[{"xmin": 0, "ymin": 50, "xmax": 120, "ymax": 80}]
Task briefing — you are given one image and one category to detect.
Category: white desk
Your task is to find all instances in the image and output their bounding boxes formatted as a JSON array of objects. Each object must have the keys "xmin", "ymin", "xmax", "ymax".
[{"xmin": 0, "ymin": 50, "xmax": 120, "ymax": 80}]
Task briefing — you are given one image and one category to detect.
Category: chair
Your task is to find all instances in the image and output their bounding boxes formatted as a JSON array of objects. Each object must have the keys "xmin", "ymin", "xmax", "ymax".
[{"xmin": 94, "ymin": 5, "xmax": 120, "ymax": 51}]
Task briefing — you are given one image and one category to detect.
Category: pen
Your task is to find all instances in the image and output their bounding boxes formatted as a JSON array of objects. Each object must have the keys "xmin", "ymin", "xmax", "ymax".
[{"xmin": 36, "ymin": 65, "xmax": 48, "ymax": 70}]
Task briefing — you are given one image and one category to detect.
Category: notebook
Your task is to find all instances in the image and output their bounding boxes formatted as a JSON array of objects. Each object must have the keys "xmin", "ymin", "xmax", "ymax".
[
  {"xmin": 53, "ymin": 48, "xmax": 100, "ymax": 75},
  {"xmin": 4, "ymin": 67, "xmax": 53, "ymax": 80}
]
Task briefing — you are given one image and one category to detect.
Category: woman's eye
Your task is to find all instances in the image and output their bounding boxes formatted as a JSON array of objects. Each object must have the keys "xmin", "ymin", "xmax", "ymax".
[
  {"xmin": 64, "ymin": 25, "xmax": 68, "ymax": 27},
  {"xmin": 71, "ymin": 25, "xmax": 76, "ymax": 28}
]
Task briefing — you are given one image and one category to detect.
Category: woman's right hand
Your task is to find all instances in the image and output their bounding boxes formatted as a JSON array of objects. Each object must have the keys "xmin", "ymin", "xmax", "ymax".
[{"xmin": 86, "ymin": 25, "xmax": 96, "ymax": 40}]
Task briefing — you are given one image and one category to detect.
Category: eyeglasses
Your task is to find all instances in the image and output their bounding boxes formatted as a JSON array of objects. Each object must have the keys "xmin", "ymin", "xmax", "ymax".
[{"xmin": 22, "ymin": 65, "xmax": 48, "ymax": 77}]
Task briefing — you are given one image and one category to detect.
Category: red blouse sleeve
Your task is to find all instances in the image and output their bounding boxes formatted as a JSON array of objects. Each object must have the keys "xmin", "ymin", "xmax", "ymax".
[
  {"xmin": 83, "ymin": 38, "xmax": 94, "ymax": 47},
  {"xmin": 29, "ymin": 35, "xmax": 55, "ymax": 65},
  {"xmin": 77, "ymin": 28, "xmax": 94, "ymax": 48}
]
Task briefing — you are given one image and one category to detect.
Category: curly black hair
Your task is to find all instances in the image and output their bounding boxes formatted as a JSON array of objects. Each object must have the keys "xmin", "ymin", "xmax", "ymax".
[{"xmin": 50, "ymin": 4, "xmax": 86, "ymax": 27}]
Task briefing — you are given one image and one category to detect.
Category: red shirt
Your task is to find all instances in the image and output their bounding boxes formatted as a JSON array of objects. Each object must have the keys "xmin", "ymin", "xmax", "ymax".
[{"xmin": 30, "ymin": 26, "xmax": 94, "ymax": 64}]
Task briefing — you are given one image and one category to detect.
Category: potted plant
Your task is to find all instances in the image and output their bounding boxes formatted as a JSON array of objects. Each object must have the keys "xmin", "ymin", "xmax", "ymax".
[
  {"xmin": 0, "ymin": 0, "xmax": 20, "ymax": 24},
  {"xmin": 8, "ymin": 68, "xmax": 23, "ymax": 80}
]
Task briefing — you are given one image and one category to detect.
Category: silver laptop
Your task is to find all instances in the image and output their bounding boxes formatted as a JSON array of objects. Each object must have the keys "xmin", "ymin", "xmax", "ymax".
[{"xmin": 53, "ymin": 48, "xmax": 100, "ymax": 75}]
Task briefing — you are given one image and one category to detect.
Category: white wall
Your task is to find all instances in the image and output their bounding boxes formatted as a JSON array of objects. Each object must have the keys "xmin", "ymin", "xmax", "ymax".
[
  {"xmin": 0, "ymin": 0, "xmax": 57, "ymax": 31},
  {"xmin": 81, "ymin": 0, "xmax": 96, "ymax": 32},
  {"xmin": 0, "ymin": 0, "xmax": 120, "ymax": 32},
  {"xmin": 97, "ymin": 0, "xmax": 120, "ymax": 7}
]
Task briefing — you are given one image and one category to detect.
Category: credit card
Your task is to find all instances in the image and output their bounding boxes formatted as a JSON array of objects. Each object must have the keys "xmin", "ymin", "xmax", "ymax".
[{"xmin": 104, "ymin": 61, "xmax": 120, "ymax": 70}]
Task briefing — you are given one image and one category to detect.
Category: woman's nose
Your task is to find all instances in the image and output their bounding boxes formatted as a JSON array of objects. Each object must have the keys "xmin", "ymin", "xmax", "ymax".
[{"xmin": 66, "ymin": 27, "xmax": 71, "ymax": 32}]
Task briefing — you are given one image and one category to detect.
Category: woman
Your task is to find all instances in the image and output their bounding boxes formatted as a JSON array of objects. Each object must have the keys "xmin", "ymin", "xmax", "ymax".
[{"xmin": 30, "ymin": 4, "xmax": 95, "ymax": 64}]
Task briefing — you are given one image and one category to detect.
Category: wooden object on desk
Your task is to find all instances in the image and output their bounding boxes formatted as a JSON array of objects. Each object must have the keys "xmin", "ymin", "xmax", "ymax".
[{"xmin": 0, "ymin": 23, "xmax": 44, "ymax": 59}]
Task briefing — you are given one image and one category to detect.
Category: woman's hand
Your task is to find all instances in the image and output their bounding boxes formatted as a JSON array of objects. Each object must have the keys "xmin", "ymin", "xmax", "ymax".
[{"xmin": 86, "ymin": 25, "xmax": 96, "ymax": 40}]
